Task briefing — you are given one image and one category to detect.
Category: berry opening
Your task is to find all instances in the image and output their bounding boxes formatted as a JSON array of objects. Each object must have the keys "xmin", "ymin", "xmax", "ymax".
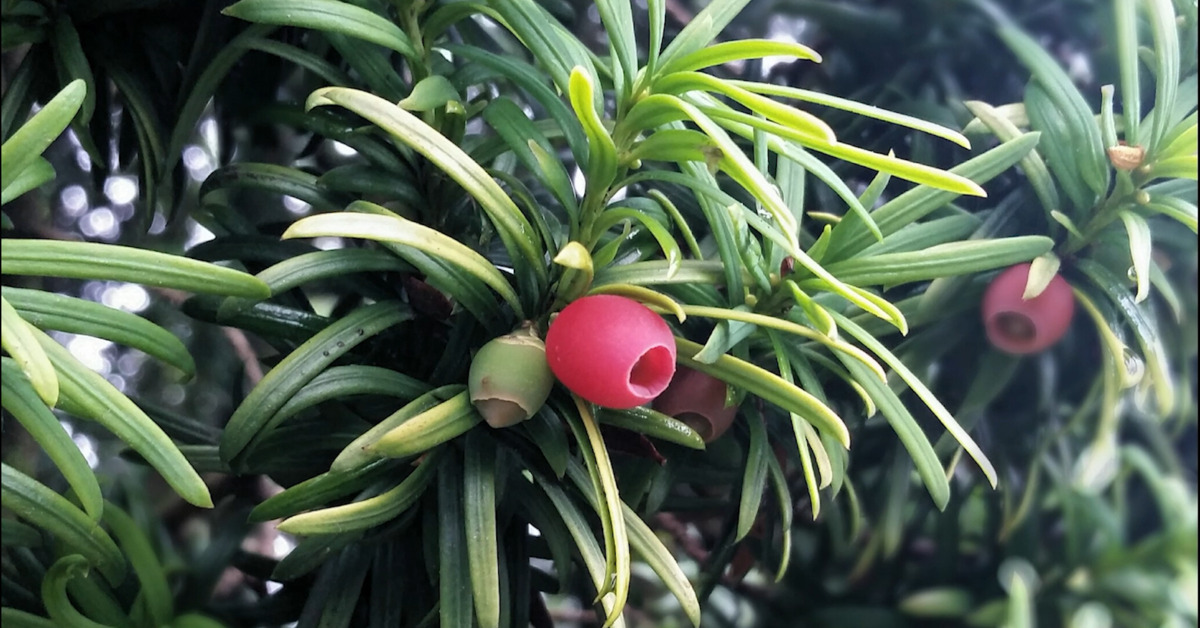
[
  {"xmin": 993, "ymin": 311, "xmax": 1037, "ymax": 344},
  {"xmin": 475, "ymin": 398, "xmax": 527, "ymax": 429},
  {"xmin": 627, "ymin": 345, "xmax": 675, "ymax": 398}
]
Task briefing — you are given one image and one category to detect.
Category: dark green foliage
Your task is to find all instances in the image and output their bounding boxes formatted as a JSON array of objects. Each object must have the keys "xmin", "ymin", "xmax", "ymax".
[{"xmin": 1, "ymin": 0, "xmax": 1195, "ymax": 626}]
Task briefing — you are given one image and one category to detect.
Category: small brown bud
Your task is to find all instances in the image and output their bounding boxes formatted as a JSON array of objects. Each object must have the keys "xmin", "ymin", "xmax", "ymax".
[{"xmin": 1107, "ymin": 142, "xmax": 1146, "ymax": 171}]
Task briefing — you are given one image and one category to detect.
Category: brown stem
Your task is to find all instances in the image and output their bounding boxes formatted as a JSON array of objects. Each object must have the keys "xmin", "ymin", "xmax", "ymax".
[
  {"xmin": 653, "ymin": 512, "xmax": 710, "ymax": 563},
  {"xmin": 221, "ymin": 326, "xmax": 264, "ymax": 385}
]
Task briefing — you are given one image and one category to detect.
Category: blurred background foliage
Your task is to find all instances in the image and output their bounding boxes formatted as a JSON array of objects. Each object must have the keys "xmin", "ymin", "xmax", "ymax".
[{"xmin": 1, "ymin": 0, "xmax": 1196, "ymax": 627}]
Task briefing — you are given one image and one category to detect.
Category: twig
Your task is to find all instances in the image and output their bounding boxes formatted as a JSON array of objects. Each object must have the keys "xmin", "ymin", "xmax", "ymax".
[
  {"xmin": 152, "ymin": 287, "xmax": 264, "ymax": 385},
  {"xmin": 221, "ymin": 326, "xmax": 264, "ymax": 385},
  {"xmin": 653, "ymin": 512, "xmax": 709, "ymax": 563},
  {"xmin": 548, "ymin": 607, "xmax": 598, "ymax": 624},
  {"xmin": 664, "ymin": 0, "xmax": 693, "ymax": 25}
]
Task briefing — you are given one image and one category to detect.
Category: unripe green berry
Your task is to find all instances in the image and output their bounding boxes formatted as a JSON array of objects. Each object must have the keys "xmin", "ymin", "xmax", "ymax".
[{"xmin": 468, "ymin": 328, "xmax": 554, "ymax": 428}]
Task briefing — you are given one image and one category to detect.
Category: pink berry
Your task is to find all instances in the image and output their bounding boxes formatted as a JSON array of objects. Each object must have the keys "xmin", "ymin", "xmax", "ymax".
[
  {"xmin": 981, "ymin": 263, "xmax": 1075, "ymax": 355},
  {"xmin": 544, "ymin": 295, "xmax": 677, "ymax": 408},
  {"xmin": 652, "ymin": 366, "xmax": 739, "ymax": 442}
]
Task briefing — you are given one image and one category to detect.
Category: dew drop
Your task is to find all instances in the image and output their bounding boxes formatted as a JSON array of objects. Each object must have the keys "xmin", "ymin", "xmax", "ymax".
[{"xmin": 1121, "ymin": 348, "xmax": 1145, "ymax": 387}]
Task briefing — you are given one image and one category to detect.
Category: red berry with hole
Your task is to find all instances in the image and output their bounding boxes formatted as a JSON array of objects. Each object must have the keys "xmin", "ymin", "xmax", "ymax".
[
  {"xmin": 545, "ymin": 295, "xmax": 677, "ymax": 408},
  {"xmin": 653, "ymin": 366, "xmax": 739, "ymax": 442},
  {"xmin": 981, "ymin": 263, "xmax": 1075, "ymax": 355}
]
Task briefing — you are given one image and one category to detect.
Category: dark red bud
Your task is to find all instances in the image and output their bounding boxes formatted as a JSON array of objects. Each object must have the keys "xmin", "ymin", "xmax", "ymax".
[
  {"xmin": 727, "ymin": 543, "xmax": 756, "ymax": 583},
  {"xmin": 981, "ymin": 263, "xmax": 1075, "ymax": 355},
  {"xmin": 403, "ymin": 276, "xmax": 454, "ymax": 320},
  {"xmin": 544, "ymin": 295, "xmax": 676, "ymax": 409},
  {"xmin": 652, "ymin": 366, "xmax": 739, "ymax": 442}
]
